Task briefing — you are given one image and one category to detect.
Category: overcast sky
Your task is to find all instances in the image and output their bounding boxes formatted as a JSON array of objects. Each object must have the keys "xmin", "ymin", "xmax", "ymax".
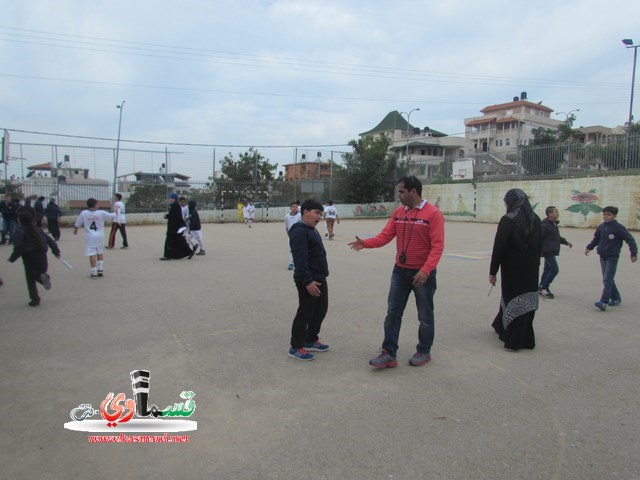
[{"xmin": 1, "ymin": 0, "xmax": 639, "ymax": 180}]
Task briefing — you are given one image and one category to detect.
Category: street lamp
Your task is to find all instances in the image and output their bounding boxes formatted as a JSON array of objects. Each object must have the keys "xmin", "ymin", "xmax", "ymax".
[
  {"xmin": 555, "ymin": 109, "xmax": 580, "ymax": 122},
  {"xmin": 114, "ymin": 100, "xmax": 125, "ymax": 197},
  {"xmin": 622, "ymin": 38, "xmax": 639, "ymax": 170},
  {"xmin": 401, "ymin": 108, "xmax": 420, "ymax": 160}
]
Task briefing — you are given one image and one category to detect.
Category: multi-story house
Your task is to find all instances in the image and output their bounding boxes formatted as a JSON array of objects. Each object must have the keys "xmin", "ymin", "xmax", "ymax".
[{"xmin": 359, "ymin": 110, "xmax": 465, "ymax": 180}]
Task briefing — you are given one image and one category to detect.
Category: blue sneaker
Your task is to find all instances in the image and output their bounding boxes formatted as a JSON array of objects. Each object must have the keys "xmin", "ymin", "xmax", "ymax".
[
  {"xmin": 608, "ymin": 299, "xmax": 621, "ymax": 307},
  {"xmin": 594, "ymin": 301, "xmax": 607, "ymax": 311},
  {"xmin": 303, "ymin": 340, "xmax": 330, "ymax": 352},
  {"xmin": 288, "ymin": 347, "xmax": 314, "ymax": 361}
]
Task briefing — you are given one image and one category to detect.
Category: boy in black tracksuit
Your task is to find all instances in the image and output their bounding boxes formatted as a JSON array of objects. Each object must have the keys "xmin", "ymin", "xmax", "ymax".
[
  {"xmin": 288, "ymin": 199, "xmax": 330, "ymax": 361},
  {"xmin": 538, "ymin": 206, "xmax": 572, "ymax": 298},
  {"xmin": 9, "ymin": 211, "xmax": 61, "ymax": 306},
  {"xmin": 585, "ymin": 206, "xmax": 637, "ymax": 311}
]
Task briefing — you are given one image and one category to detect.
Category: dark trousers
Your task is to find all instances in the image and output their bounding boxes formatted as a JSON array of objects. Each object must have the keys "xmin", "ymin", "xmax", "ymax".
[
  {"xmin": 1, "ymin": 218, "xmax": 15, "ymax": 243},
  {"xmin": 599, "ymin": 255, "xmax": 621, "ymax": 303},
  {"xmin": 22, "ymin": 251, "xmax": 48, "ymax": 303},
  {"xmin": 109, "ymin": 222, "xmax": 128, "ymax": 247},
  {"xmin": 539, "ymin": 256, "xmax": 559, "ymax": 289},
  {"xmin": 47, "ymin": 218, "xmax": 61, "ymax": 241},
  {"xmin": 290, "ymin": 278, "xmax": 328, "ymax": 348}
]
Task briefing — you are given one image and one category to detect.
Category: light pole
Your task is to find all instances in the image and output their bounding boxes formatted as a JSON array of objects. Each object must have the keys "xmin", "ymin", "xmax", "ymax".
[
  {"xmin": 622, "ymin": 39, "xmax": 638, "ymax": 170},
  {"xmin": 401, "ymin": 108, "xmax": 420, "ymax": 160},
  {"xmin": 400, "ymin": 108, "xmax": 420, "ymax": 178},
  {"xmin": 114, "ymin": 100, "xmax": 125, "ymax": 197},
  {"xmin": 555, "ymin": 109, "xmax": 580, "ymax": 123}
]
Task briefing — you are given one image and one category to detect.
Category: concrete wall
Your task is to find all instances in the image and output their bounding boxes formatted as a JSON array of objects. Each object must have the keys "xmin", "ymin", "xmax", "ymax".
[
  {"xmin": 57, "ymin": 175, "xmax": 640, "ymax": 230},
  {"xmin": 426, "ymin": 175, "xmax": 640, "ymax": 229}
]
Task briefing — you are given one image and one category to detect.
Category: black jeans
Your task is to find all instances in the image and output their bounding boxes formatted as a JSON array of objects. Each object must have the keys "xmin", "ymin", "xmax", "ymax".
[
  {"xmin": 290, "ymin": 278, "xmax": 328, "ymax": 348},
  {"xmin": 22, "ymin": 251, "xmax": 48, "ymax": 303}
]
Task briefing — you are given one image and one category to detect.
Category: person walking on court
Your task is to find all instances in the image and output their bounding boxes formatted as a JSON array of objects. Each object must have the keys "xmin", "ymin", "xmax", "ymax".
[
  {"xmin": 323, "ymin": 200, "xmax": 339, "ymax": 239},
  {"xmin": 349, "ymin": 175, "xmax": 445, "ymax": 368},
  {"xmin": 74, "ymin": 198, "xmax": 116, "ymax": 278},
  {"xmin": 539, "ymin": 206, "xmax": 572, "ymax": 298},
  {"xmin": 188, "ymin": 199, "xmax": 205, "ymax": 255},
  {"xmin": 107, "ymin": 193, "xmax": 128, "ymax": 249},
  {"xmin": 160, "ymin": 193, "xmax": 195, "ymax": 260},
  {"xmin": 284, "ymin": 201, "xmax": 301, "ymax": 270},
  {"xmin": 45, "ymin": 198, "xmax": 62, "ymax": 241},
  {"xmin": 489, "ymin": 189, "xmax": 541, "ymax": 351},
  {"xmin": 9, "ymin": 211, "xmax": 60, "ymax": 306},
  {"xmin": 585, "ymin": 206, "xmax": 637, "ymax": 311}
]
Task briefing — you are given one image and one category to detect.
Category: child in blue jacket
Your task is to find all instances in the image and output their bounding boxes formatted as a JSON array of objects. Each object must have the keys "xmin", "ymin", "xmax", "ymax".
[{"xmin": 584, "ymin": 206, "xmax": 637, "ymax": 311}]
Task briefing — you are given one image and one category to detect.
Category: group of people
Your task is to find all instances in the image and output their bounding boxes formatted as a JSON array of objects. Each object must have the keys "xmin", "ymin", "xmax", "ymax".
[
  {"xmin": 286, "ymin": 179, "xmax": 637, "ymax": 366},
  {"xmin": 1, "ymin": 195, "xmax": 62, "ymax": 245},
  {"xmin": 160, "ymin": 193, "xmax": 205, "ymax": 260},
  {"xmin": 489, "ymin": 189, "xmax": 637, "ymax": 351},
  {"xmin": 287, "ymin": 176, "xmax": 445, "ymax": 366},
  {"xmin": 3, "ymin": 182, "xmax": 636, "ymax": 363},
  {"xmin": 5, "ymin": 194, "xmax": 125, "ymax": 305}
]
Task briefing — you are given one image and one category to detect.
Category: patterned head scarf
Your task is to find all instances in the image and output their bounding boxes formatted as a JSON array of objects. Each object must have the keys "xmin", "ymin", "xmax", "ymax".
[{"xmin": 503, "ymin": 188, "xmax": 539, "ymax": 249}]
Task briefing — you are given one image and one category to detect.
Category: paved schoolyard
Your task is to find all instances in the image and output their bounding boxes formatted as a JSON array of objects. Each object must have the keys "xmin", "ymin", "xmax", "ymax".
[{"xmin": 0, "ymin": 219, "xmax": 638, "ymax": 480}]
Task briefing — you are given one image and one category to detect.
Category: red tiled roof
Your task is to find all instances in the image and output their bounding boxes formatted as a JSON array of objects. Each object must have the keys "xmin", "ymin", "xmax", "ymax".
[
  {"xmin": 496, "ymin": 117, "xmax": 519, "ymax": 124},
  {"xmin": 27, "ymin": 162, "xmax": 53, "ymax": 171},
  {"xmin": 465, "ymin": 117, "xmax": 496, "ymax": 127},
  {"xmin": 481, "ymin": 100, "xmax": 553, "ymax": 114}
]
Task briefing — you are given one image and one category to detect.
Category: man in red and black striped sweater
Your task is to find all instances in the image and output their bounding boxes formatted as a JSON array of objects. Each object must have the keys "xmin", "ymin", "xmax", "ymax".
[{"xmin": 349, "ymin": 175, "xmax": 445, "ymax": 369}]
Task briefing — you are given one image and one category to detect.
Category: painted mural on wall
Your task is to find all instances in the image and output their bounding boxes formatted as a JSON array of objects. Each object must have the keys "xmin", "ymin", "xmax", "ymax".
[
  {"xmin": 437, "ymin": 193, "xmax": 475, "ymax": 217},
  {"xmin": 352, "ymin": 204, "xmax": 389, "ymax": 217},
  {"xmin": 566, "ymin": 189, "xmax": 603, "ymax": 221}
]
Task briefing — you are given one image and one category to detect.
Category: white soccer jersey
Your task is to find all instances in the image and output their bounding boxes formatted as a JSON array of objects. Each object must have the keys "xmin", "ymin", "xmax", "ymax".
[
  {"xmin": 324, "ymin": 205, "xmax": 337, "ymax": 219},
  {"xmin": 113, "ymin": 201, "xmax": 126, "ymax": 223},
  {"xmin": 284, "ymin": 212, "xmax": 301, "ymax": 232},
  {"xmin": 75, "ymin": 209, "xmax": 116, "ymax": 248}
]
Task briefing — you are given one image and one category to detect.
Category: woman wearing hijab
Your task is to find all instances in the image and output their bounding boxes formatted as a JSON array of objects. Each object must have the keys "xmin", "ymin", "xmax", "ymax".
[
  {"xmin": 489, "ymin": 189, "xmax": 541, "ymax": 350},
  {"xmin": 160, "ymin": 193, "xmax": 195, "ymax": 260}
]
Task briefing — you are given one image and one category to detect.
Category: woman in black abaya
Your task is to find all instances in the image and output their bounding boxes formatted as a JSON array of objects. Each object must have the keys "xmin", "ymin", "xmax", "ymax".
[
  {"xmin": 489, "ymin": 189, "xmax": 541, "ymax": 350},
  {"xmin": 160, "ymin": 193, "xmax": 194, "ymax": 260}
]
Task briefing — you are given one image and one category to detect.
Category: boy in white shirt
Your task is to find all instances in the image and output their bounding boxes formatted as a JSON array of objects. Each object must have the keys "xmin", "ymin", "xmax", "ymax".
[
  {"xmin": 323, "ymin": 200, "xmax": 339, "ymax": 240},
  {"xmin": 74, "ymin": 198, "xmax": 116, "ymax": 278},
  {"xmin": 284, "ymin": 201, "xmax": 301, "ymax": 270},
  {"xmin": 107, "ymin": 193, "xmax": 128, "ymax": 249},
  {"xmin": 244, "ymin": 201, "xmax": 256, "ymax": 228}
]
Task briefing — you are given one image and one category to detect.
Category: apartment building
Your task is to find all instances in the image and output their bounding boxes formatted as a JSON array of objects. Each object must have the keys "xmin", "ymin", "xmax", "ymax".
[
  {"xmin": 464, "ymin": 92, "xmax": 562, "ymax": 155},
  {"xmin": 359, "ymin": 110, "xmax": 465, "ymax": 179}
]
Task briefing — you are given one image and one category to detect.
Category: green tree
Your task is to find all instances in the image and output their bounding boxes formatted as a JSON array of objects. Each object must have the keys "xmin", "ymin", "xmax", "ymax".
[
  {"xmin": 520, "ymin": 127, "xmax": 563, "ymax": 175},
  {"xmin": 218, "ymin": 147, "xmax": 277, "ymax": 182},
  {"xmin": 342, "ymin": 136, "xmax": 396, "ymax": 203}
]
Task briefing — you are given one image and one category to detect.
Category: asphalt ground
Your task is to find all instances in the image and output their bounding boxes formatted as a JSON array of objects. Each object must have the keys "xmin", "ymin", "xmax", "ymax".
[{"xmin": 0, "ymin": 219, "xmax": 638, "ymax": 480}]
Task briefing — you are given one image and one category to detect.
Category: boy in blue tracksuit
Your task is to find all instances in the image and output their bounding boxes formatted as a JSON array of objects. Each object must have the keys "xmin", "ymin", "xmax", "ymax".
[
  {"xmin": 287, "ymin": 199, "xmax": 330, "ymax": 361},
  {"xmin": 584, "ymin": 206, "xmax": 637, "ymax": 311}
]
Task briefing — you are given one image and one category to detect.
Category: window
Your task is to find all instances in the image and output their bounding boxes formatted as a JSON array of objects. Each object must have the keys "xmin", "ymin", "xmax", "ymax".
[
  {"xmin": 505, "ymin": 138, "xmax": 510, "ymax": 146},
  {"xmin": 495, "ymin": 140, "xmax": 499, "ymax": 147}
]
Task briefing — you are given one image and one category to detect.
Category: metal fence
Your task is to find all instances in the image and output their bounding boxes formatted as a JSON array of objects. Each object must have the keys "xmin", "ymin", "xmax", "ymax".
[
  {"xmin": 2, "ymin": 135, "xmax": 639, "ymax": 211},
  {"xmin": 431, "ymin": 134, "xmax": 640, "ymax": 183},
  {"xmin": 1, "ymin": 176, "xmax": 352, "ymax": 214}
]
